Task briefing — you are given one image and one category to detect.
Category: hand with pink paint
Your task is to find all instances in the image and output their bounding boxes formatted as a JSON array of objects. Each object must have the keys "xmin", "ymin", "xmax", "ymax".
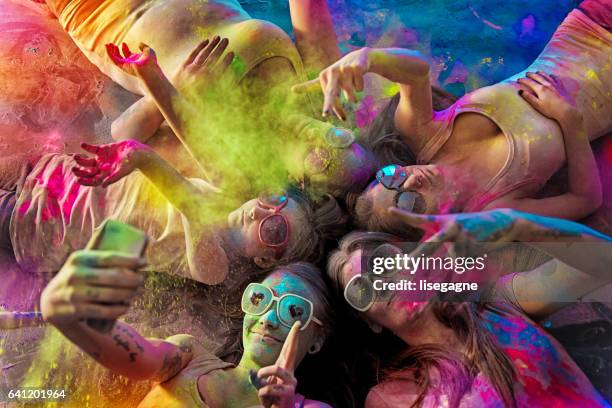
[
  {"xmin": 172, "ymin": 36, "xmax": 235, "ymax": 95},
  {"xmin": 106, "ymin": 42, "xmax": 159, "ymax": 77},
  {"xmin": 73, "ymin": 140, "xmax": 151, "ymax": 187}
]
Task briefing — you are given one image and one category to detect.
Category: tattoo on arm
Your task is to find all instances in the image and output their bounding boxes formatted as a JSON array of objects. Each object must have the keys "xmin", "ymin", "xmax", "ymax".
[
  {"xmin": 154, "ymin": 349, "xmax": 183, "ymax": 383},
  {"xmin": 110, "ymin": 326, "xmax": 146, "ymax": 363}
]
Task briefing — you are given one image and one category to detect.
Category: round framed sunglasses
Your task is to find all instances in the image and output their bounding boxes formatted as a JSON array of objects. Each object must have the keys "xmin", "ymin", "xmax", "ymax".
[
  {"xmin": 241, "ymin": 282, "xmax": 323, "ymax": 331},
  {"xmin": 304, "ymin": 127, "xmax": 356, "ymax": 176},
  {"xmin": 375, "ymin": 164, "xmax": 419, "ymax": 212},
  {"xmin": 343, "ymin": 244, "xmax": 404, "ymax": 312},
  {"xmin": 256, "ymin": 194, "xmax": 290, "ymax": 259}
]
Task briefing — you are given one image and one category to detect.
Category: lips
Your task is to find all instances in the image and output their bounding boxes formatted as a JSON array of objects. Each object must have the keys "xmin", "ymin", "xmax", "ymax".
[{"xmin": 251, "ymin": 330, "xmax": 282, "ymax": 344}]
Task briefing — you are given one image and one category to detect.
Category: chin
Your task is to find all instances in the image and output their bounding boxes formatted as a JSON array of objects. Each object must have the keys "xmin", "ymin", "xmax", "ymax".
[{"xmin": 245, "ymin": 343, "xmax": 278, "ymax": 367}]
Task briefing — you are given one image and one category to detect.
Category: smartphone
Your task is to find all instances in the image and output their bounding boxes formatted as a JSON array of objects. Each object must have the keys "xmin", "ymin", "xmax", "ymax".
[{"xmin": 85, "ymin": 219, "xmax": 148, "ymax": 333}]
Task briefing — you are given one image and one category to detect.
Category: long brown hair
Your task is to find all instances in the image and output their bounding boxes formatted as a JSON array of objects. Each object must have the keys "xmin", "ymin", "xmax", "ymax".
[
  {"xmin": 327, "ymin": 232, "xmax": 517, "ymax": 408},
  {"xmin": 358, "ymin": 88, "xmax": 458, "ymax": 168},
  {"xmin": 284, "ymin": 188, "xmax": 349, "ymax": 265}
]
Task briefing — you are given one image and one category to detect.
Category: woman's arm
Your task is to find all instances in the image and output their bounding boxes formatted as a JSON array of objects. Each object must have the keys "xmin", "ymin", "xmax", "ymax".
[
  {"xmin": 288, "ymin": 0, "xmax": 341, "ymax": 74},
  {"xmin": 107, "ymin": 40, "xmax": 233, "ymax": 171},
  {"xmin": 111, "ymin": 96, "xmax": 165, "ymax": 143},
  {"xmin": 74, "ymin": 140, "xmax": 229, "ymax": 284},
  {"xmin": 494, "ymin": 71, "xmax": 603, "ymax": 220},
  {"xmin": 509, "ymin": 259, "xmax": 609, "ymax": 318},
  {"xmin": 40, "ymin": 249, "xmax": 193, "ymax": 382},
  {"xmin": 292, "ymin": 47, "xmax": 434, "ymax": 152},
  {"xmin": 389, "ymin": 208, "xmax": 612, "ymax": 318},
  {"xmin": 368, "ymin": 48, "xmax": 434, "ymax": 152}
]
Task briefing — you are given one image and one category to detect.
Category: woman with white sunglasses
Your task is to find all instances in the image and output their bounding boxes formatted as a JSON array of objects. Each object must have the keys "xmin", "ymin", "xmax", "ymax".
[{"xmin": 41, "ymin": 259, "xmax": 341, "ymax": 407}]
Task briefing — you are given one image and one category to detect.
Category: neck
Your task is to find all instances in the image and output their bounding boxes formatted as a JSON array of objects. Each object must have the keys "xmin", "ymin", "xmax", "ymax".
[
  {"xmin": 395, "ymin": 307, "xmax": 464, "ymax": 351},
  {"xmin": 236, "ymin": 354, "xmax": 262, "ymax": 372}
]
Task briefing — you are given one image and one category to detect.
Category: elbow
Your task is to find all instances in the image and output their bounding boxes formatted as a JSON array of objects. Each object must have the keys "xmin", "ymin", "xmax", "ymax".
[
  {"xmin": 110, "ymin": 119, "xmax": 128, "ymax": 141},
  {"xmin": 584, "ymin": 187, "xmax": 603, "ymax": 215},
  {"xmin": 590, "ymin": 191, "xmax": 603, "ymax": 213},
  {"xmin": 411, "ymin": 54, "xmax": 430, "ymax": 78},
  {"xmin": 189, "ymin": 259, "xmax": 229, "ymax": 285},
  {"xmin": 397, "ymin": 49, "xmax": 430, "ymax": 77},
  {"xmin": 574, "ymin": 193, "xmax": 602, "ymax": 219},
  {"xmin": 193, "ymin": 268, "xmax": 228, "ymax": 285}
]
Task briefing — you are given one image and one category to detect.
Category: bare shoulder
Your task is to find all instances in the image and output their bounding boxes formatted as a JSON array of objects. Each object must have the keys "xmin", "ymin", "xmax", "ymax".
[{"xmin": 163, "ymin": 333, "xmax": 215, "ymax": 358}]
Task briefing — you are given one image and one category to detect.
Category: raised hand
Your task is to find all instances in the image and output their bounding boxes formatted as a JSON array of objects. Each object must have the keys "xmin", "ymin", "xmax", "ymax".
[
  {"xmin": 387, "ymin": 207, "xmax": 531, "ymax": 259},
  {"xmin": 106, "ymin": 42, "xmax": 158, "ymax": 76},
  {"xmin": 172, "ymin": 36, "xmax": 235, "ymax": 95},
  {"xmin": 73, "ymin": 140, "xmax": 151, "ymax": 187},
  {"xmin": 388, "ymin": 207, "xmax": 525, "ymax": 243},
  {"xmin": 517, "ymin": 71, "xmax": 579, "ymax": 122},
  {"xmin": 257, "ymin": 321, "xmax": 301, "ymax": 408},
  {"xmin": 292, "ymin": 47, "xmax": 370, "ymax": 120}
]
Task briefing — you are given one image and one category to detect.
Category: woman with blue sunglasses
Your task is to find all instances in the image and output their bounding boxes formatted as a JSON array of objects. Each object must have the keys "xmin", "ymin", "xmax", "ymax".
[
  {"xmin": 41, "ymin": 259, "xmax": 343, "ymax": 407},
  {"xmin": 299, "ymin": 0, "xmax": 610, "ymax": 233}
]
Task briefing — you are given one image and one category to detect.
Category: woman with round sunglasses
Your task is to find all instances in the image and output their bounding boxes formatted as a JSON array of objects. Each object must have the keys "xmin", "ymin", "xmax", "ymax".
[
  {"xmin": 327, "ymin": 209, "xmax": 611, "ymax": 407},
  {"xmin": 41, "ymin": 256, "xmax": 343, "ymax": 407},
  {"xmin": 0, "ymin": 138, "xmax": 347, "ymax": 283},
  {"xmin": 298, "ymin": 0, "xmax": 610, "ymax": 231}
]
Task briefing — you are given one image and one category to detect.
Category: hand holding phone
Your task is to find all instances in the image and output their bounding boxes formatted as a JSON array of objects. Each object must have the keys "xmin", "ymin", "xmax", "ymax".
[{"xmin": 84, "ymin": 220, "xmax": 148, "ymax": 333}]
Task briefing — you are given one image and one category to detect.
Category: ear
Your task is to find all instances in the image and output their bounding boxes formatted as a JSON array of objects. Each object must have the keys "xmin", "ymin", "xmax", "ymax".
[
  {"xmin": 253, "ymin": 256, "xmax": 277, "ymax": 269},
  {"xmin": 308, "ymin": 336, "xmax": 325, "ymax": 355}
]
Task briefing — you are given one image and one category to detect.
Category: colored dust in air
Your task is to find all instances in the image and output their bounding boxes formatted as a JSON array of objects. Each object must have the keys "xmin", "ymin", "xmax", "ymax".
[{"xmin": 0, "ymin": 0, "xmax": 603, "ymax": 406}]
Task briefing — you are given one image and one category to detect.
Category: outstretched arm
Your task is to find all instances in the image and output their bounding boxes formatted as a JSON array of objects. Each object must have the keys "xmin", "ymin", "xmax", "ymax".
[
  {"xmin": 389, "ymin": 208, "xmax": 612, "ymax": 318},
  {"xmin": 288, "ymin": 0, "xmax": 341, "ymax": 75},
  {"xmin": 292, "ymin": 47, "xmax": 434, "ymax": 153},
  {"xmin": 368, "ymin": 48, "xmax": 434, "ymax": 152},
  {"xmin": 107, "ymin": 39, "xmax": 234, "ymax": 171},
  {"xmin": 40, "ymin": 250, "xmax": 193, "ymax": 382},
  {"xmin": 73, "ymin": 140, "xmax": 229, "ymax": 284},
  {"xmin": 493, "ymin": 71, "xmax": 603, "ymax": 220}
]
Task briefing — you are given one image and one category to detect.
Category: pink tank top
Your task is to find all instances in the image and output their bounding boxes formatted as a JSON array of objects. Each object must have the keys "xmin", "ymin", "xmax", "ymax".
[{"xmin": 417, "ymin": 9, "xmax": 611, "ymax": 211}]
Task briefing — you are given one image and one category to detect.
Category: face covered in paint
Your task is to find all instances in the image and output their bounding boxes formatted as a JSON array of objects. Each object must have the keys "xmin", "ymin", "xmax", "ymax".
[
  {"xmin": 362, "ymin": 164, "xmax": 447, "ymax": 224},
  {"xmin": 339, "ymin": 248, "xmax": 427, "ymax": 334},
  {"xmin": 241, "ymin": 271, "xmax": 325, "ymax": 367},
  {"xmin": 226, "ymin": 195, "xmax": 310, "ymax": 267}
]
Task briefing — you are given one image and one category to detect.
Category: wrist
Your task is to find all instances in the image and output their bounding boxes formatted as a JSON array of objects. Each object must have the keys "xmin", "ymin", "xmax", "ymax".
[
  {"xmin": 133, "ymin": 144, "xmax": 155, "ymax": 169},
  {"xmin": 365, "ymin": 47, "xmax": 382, "ymax": 74},
  {"xmin": 557, "ymin": 109, "xmax": 583, "ymax": 129}
]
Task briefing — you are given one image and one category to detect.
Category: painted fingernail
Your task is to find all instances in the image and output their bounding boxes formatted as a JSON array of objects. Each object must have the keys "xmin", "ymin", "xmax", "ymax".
[{"xmin": 518, "ymin": 90, "xmax": 524, "ymax": 96}]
